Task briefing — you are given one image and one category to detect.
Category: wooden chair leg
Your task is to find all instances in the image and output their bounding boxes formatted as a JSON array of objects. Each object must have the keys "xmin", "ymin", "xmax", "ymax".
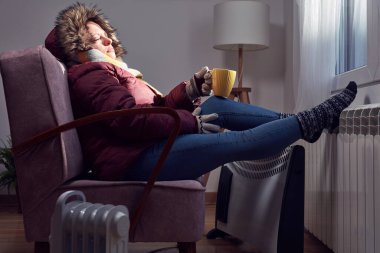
[
  {"xmin": 34, "ymin": 241, "xmax": 49, "ymax": 253},
  {"xmin": 177, "ymin": 242, "xmax": 196, "ymax": 253}
]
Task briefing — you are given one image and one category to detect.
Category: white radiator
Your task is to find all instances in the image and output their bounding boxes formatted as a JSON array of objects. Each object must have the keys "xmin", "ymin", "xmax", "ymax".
[
  {"xmin": 304, "ymin": 104, "xmax": 380, "ymax": 253},
  {"xmin": 49, "ymin": 190, "xmax": 129, "ymax": 253}
]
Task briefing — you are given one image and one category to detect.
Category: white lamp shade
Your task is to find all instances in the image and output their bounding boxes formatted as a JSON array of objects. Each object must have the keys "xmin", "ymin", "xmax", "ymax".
[{"xmin": 213, "ymin": 1, "xmax": 270, "ymax": 51}]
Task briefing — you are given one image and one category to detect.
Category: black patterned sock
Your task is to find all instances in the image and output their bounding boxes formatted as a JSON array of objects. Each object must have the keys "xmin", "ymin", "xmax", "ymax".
[
  {"xmin": 296, "ymin": 81, "xmax": 357, "ymax": 142},
  {"xmin": 280, "ymin": 112, "xmax": 321, "ymax": 143}
]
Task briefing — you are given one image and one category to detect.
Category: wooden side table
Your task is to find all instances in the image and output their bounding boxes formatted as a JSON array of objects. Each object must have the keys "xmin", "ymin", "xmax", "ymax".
[{"xmin": 229, "ymin": 87, "xmax": 251, "ymax": 104}]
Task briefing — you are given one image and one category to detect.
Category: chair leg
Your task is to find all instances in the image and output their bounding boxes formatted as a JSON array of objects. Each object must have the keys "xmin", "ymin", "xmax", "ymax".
[
  {"xmin": 34, "ymin": 241, "xmax": 49, "ymax": 253},
  {"xmin": 177, "ymin": 242, "xmax": 196, "ymax": 253}
]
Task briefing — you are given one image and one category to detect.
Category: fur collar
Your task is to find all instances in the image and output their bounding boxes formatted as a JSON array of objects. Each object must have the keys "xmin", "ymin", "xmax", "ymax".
[{"xmin": 54, "ymin": 2, "xmax": 125, "ymax": 64}]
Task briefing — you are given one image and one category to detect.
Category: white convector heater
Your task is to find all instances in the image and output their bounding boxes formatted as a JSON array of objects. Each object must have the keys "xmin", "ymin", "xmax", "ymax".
[
  {"xmin": 304, "ymin": 103, "xmax": 380, "ymax": 253},
  {"xmin": 50, "ymin": 190, "xmax": 129, "ymax": 253},
  {"xmin": 207, "ymin": 145, "xmax": 305, "ymax": 253}
]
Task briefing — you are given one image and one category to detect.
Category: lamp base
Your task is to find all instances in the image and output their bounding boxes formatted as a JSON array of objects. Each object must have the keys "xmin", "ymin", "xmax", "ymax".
[{"xmin": 229, "ymin": 87, "xmax": 251, "ymax": 104}]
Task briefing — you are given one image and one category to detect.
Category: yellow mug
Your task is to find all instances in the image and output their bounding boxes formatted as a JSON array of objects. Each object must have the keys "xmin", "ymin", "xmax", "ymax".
[{"xmin": 211, "ymin": 68, "xmax": 236, "ymax": 97}]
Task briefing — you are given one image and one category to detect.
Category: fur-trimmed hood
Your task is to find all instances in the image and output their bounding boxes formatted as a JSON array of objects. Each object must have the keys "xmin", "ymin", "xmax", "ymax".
[{"xmin": 45, "ymin": 2, "xmax": 125, "ymax": 63}]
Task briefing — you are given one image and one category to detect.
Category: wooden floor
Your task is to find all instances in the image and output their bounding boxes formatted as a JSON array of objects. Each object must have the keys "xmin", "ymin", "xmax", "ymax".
[{"xmin": 0, "ymin": 195, "xmax": 332, "ymax": 253}]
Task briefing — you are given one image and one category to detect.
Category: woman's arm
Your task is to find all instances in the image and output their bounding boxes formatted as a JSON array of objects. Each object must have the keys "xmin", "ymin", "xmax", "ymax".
[
  {"xmin": 69, "ymin": 63, "xmax": 198, "ymax": 141},
  {"xmin": 153, "ymin": 82, "xmax": 196, "ymax": 111},
  {"xmin": 152, "ymin": 66, "xmax": 212, "ymax": 110}
]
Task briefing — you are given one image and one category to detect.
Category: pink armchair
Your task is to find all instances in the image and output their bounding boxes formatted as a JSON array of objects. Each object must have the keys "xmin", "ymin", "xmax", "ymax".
[{"xmin": 0, "ymin": 45, "xmax": 205, "ymax": 253}]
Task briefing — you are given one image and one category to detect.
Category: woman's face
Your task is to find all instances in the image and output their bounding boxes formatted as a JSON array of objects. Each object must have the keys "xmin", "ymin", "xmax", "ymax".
[{"xmin": 85, "ymin": 21, "xmax": 116, "ymax": 59}]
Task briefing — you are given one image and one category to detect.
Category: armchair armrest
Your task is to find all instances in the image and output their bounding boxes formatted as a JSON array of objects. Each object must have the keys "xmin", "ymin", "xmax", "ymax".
[{"xmin": 11, "ymin": 107, "xmax": 181, "ymax": 239}]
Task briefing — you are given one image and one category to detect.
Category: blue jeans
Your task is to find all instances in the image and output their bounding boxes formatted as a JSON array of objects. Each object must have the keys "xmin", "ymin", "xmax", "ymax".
[{"xmin": 126, "ymin": 96, "xmax": 302, "ymax": 181}]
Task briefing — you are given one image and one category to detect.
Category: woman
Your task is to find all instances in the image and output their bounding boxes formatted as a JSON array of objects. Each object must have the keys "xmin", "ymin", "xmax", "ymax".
[{"xmin": 45, "ymin": 3, "xmax": 357, "ymax": 181}]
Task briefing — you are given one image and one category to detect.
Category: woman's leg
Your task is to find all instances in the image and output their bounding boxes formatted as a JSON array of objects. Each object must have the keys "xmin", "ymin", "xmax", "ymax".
[
  {"xmin": 201, "ymin": 81, "xmax": 357, "ymax": 141},
  {"xmin": 126, "ymin": 82, "xmax": 358, "ymax": 181},
  {"xmin": 125, "ymin": 116, "xmax": 302, "ymax": 181},
  {"xmin": 199, "ymin": 96, "xmax": 285, "ymax": 130}
]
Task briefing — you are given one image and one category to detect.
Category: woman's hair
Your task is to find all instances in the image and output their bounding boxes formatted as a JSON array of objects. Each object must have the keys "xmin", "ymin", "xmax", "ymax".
[{"xmin": 45, "ymin": 2, "xmax": 126, "ymax": 63}]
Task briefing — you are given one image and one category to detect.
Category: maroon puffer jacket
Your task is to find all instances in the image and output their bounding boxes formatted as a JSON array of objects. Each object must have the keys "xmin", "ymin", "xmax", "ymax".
[{"xmin": 68, "ymin": 61, "xmax": 198, "ymax": 180}]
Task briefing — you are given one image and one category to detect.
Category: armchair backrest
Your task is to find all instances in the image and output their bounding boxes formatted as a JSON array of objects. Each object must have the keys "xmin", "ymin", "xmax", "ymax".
[{"xmin": 0, "ymin": 46, "xmax": 83, "ymax": 214}]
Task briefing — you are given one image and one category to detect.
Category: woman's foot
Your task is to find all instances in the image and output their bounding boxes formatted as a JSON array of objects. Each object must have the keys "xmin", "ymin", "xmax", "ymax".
[
  {"xmin": 296, "ymin": 81, "xmax": 357, "ymax": 142},
  {"xmin": 280, "ymin": 112, "xmax": 322, "ymax": 143}
]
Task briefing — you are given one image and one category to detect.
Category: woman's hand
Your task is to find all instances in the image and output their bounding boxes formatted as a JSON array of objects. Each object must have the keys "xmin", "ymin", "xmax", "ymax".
[
  {"xmin": 195, "ymin": 66, "xmax": 212, "ymax": 95},
  {"xmin": 186, "ymin": 66, "xmax": 212, "ymax": 101},
  {"xmin": 192, "ymin": 107, "xmax": 221, "ymax": 134}
]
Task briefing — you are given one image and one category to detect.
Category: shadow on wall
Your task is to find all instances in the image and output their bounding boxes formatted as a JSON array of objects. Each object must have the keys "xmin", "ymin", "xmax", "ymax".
[{"xmin": 364, "ymin": 95, "xmax": 371, "ymax": 104}]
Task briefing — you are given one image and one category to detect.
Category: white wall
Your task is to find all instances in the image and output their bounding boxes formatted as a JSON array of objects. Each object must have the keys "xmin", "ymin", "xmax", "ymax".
[{"xmin": 0, "ymin": 0, "xmax": 286, "ymax": 193}]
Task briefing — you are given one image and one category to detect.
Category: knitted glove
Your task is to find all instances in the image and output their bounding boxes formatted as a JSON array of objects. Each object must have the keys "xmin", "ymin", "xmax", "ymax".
[
  {"xmin": 192, "ymin": 107, "xmax": 221, "ymax": 134},
  {"xmin": 186, "ymin": 66, "xmax": 212, "ymax": 101}
]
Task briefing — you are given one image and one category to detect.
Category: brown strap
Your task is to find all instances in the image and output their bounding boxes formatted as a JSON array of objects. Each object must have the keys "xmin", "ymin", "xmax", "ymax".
[{"xmin": 12, "ymin": 107, "xmax": 179, "ymax": 156}]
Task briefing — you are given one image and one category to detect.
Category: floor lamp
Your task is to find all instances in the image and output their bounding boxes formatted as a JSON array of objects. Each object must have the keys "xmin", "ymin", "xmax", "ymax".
[{"xmin": 213, "ymin": 0, "xmax": 270, "ymax": 103}]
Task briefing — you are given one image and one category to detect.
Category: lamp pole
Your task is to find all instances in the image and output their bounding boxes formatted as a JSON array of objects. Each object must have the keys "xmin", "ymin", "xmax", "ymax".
[
  {"xmin": 238, "ymin": 46, "xmax": 243, "ymax": 89},
  {"xmin": 231, "ymin": 45, "xmax": 251, "ymax": 103}
]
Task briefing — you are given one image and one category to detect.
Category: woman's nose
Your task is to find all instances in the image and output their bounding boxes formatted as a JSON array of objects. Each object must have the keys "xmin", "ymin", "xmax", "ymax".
[{"xmin": 102, "ymin": 36, "xmax": 112, "ymax": 46}]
